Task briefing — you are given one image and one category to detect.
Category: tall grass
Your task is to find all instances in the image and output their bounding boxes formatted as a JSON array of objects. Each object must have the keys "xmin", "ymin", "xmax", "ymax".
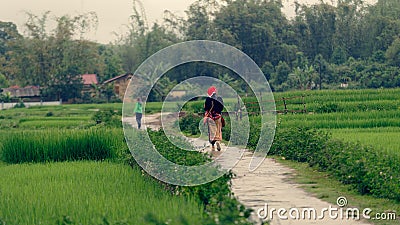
[
  {"xmin": 273, "ymin": 88, "xmax": 400, "ymax": 102},
  {"xmin": 178, "ymin": 88, "xmax": 400, "ymax": 114},
  {"xmin": 0, "ymin": 161, "xmax": 205, "ymax": 225},
  {"xmin": 1, "ymin": 129, "xmax": 125, "ymax": 163},
  {"xmin": 18, "ymin": 120, "xmax": 92, "ymax": 129},
  {"xmin": 278, "ymin": 111, "xmax": 400, "ymax": 129},
  {"xmin": 274, "ymin": 99, "xmax": 400, "ymax": 113},
  {"xmin": 18, "ymin": 116, "xmax": 91, "ymax": 122},
  {"xmin": 331, "ymin": 127, "xmax": 400, "ymax": 156}
]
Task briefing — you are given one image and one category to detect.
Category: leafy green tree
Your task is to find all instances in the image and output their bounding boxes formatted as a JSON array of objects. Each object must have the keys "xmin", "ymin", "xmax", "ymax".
[
  {"xmin": 278, "ymin": 44, "xmax": 298, "ymax": 68},
  {"xmin": 101, "ymin": 83, "xmax": 117, "ymax": 102},
  {"xmin": 185, "ymin": 0, "xmax": 216, "ymax": 40},
  {"xmin": 360, "ymin": 0, "xmax": 400, "ymax": 56},
  {"xmin": 261, "ymin": 61, "xmax": 274, "ymax": 81},
  {"xmin": 213, "ymin": 0, "xmax": 288, "ymax": 66},
  {"xmin": 0, "ymin": 20, "xmax": 34, "ymax": 86},
  {"xmin": 119, "ymin": 13, "xmax": 180, "ymax": 73},
  {"xmin": 11, "ymin": 12, "xmax": 51, "ymax": 86},
  {"xmin": 331, "ymin": 47, "xmax": 348, "ymax": 65},
  {"xmin": 333, "ymin": 0, "xmax": 367, "ymax": 59},
  {"xmin": 385, "ymin": 37, "xmax": 400, "ymax": 66},
  {"xmin": 271, "ymin": 61, "xmax": 290, "ymax": 88},
  {"xmin": 293, "ymin": 52, "xmax": 308, "ymax": 70},
  {"xmin": 8, "ymin": 12, "xmax": 100, "ymax": 101},
  {"xmin": 218, "ymin": 73, "xmax": 244, "ymax": 94},
  {"xmin": 0, "ymin": 21, "xmax": 22, "ymax": 55},
  {"xmin": 46, "ymin": 13, "xmax": 99, "ymax": 101},
  {"xmin": 371, "ymin": 50, "xmax": 386, "ymax": 63},
  {"xmin": 313, "ymin": 54, "xmax": 329, "ymax": 89},
  {"xmin": 288, "ymin": 65, "xmax": 317, "ymax": 90},
  {"xmin": 98, "ymin": 45, "xmax": 124, "ymax": 82},
  {"xmin": 0, "ymin": 73, "xmax": 9, "ymax": 88},
  {"xmin": 292, "ymin": 2, "xmax": 336, "ymax": 60}
]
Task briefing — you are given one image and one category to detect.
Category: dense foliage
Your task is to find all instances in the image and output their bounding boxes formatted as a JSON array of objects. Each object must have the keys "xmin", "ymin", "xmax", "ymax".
[{"xmin": 1, "ymin": 0, "xmax": 400, "ymax": 102}]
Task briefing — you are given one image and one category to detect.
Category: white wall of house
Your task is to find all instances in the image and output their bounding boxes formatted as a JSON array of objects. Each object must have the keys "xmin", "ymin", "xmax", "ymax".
[{"xmin": 0, "ymin": 101, "xmax": 61, "ymax": 110}]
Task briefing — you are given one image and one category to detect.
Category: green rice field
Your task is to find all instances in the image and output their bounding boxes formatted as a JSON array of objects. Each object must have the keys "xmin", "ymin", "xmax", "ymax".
[
  {"xmin": 0, "ymin": 101, "xmax": 251, "ymax": 225},
  {"xmin": 1, "ymin": 88, "xmax": 399, "ymax": 224},
  {"xmin": 331, "ymin": 127, "xmax": 400, "ymax": 156},
  {"xmin": 0, "ymin": 162, "xmax": 204, "ymax": 225},
  {"xmin": 274, "ymin": 89, "xmax": 400, "ymax": 156}
]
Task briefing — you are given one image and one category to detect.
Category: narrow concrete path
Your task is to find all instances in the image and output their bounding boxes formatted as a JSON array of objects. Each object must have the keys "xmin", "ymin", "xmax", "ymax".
[
  {"xmin": 187, "ymin": 137, "xmax": 371, "ymax": 225},
  {"xmin": 229, "ymin": 151, "xmax": 371, "ymax": 225},
  {"xmin": 124, "ymin": 114, "xmax": 371, "ymax": 225},
  {"xmin": 122, "ymin": 113, "xmax": 166, "ymax": 130}
]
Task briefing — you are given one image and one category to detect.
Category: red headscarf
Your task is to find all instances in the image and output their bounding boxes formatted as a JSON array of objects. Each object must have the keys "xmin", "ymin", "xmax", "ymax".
[{"xmin": 207, "ymin": 86, "xmax": 217, "ymax": 97}]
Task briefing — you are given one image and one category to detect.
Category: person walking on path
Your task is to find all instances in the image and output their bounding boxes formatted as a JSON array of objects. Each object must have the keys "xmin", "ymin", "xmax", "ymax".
[
  {"xmin": 204, "ymin": 86, "xmax": 224, "ymax": 151},
  {"xmin": 134, "ymin": 97, "xmax": 143, "ymax": 129}
]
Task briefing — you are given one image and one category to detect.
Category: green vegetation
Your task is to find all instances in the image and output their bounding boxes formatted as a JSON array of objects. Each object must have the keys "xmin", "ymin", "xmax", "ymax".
[
  {"xmin": 1, "ymin": 0, "xmax": 400, "ymax": 222},
  {"xmin": 0, "ymin": 104, "xmax": 253, "ymax": 225},
  {"xmin": 1, "ymin": 88, "xmax": 399, "ymax": 224},
  {"xmin": 331, "ymin": 127, "xmax": 400, "ymax": 156},
  {"xmin": 273, "ymin": 89, "xmax": 400, "ymax": 210},
  {"xmin": 2, "ymin": 0, "xmax": 400, "ymax": 102},
  {"xmin": 1, "ymin": 129, "xmax": 123, "ymax": 163},
  {"xmin": 0, "ymin": 162, "xmax": 205, "ymax": 225},
  {"xmin": 179, "ymin": 88, "xmax": 400, "ymax": 209},
  {"xmin": 276, "ymin": 158, "xmax": 400, "ymax": 225},
  {"xmin": 278, "ymin": 111, "xmax": 400, "ymax": 129},
  {"xmin": 134, "ymin": 129, "xmax": 253, "ymax": 225},
  {"xmin": 270, "ymin": 128, "xmax": 400, "ymax": 201}
]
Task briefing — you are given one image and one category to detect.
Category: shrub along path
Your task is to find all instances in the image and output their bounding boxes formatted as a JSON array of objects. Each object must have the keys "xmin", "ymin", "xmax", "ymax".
[{"xmin": 126, "ymin": 114, "xmax": 371, "ymax": 225}]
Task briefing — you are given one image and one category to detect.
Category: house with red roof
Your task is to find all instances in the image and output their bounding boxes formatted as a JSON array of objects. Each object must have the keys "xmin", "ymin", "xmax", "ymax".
[
  {"xmin": 81, "ymin": 74, "xmax": 99, "ymax": 98},
  {"xmin": 82, "ymin": 74, "xmax": 98, "ymax": 86}
]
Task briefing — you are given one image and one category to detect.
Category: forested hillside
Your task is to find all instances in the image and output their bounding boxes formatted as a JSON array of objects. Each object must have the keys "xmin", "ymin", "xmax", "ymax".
[{"xmin": 1, "ymin": 0, "xmax": 399, "ymax": 101}]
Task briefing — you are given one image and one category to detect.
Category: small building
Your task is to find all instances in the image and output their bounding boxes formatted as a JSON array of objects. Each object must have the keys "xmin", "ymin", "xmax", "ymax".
[
  {"xmin": 81, "ymin": 74, "xmax": 99, "ymax": 96},
  {"xmin": 103, "ymin": 73, "xmax": 133, "ymax": 100},
  {"xmin": 82, "ymin": 74, "xmax": 98, "ymax": 87},
  {"xmin": 1, "ymin": 86, "xmax": 41, "ymax": 102}
]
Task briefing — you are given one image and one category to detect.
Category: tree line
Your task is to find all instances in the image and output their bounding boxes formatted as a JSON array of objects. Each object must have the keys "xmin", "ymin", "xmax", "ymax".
[{"xmin": 1, "ymin": 0, "xmax": 400, "ymax": 101}]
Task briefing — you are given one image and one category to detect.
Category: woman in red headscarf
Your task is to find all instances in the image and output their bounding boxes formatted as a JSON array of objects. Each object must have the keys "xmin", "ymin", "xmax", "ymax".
[{"xmin": 204, "ymin": 86, "xmax": 224, "ymax": 151}]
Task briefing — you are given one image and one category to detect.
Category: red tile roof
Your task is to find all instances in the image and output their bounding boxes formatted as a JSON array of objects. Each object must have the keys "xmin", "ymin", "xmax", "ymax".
[{"xmin": 82, "ymin": 74, "xmax": 98, "ymax": 85}]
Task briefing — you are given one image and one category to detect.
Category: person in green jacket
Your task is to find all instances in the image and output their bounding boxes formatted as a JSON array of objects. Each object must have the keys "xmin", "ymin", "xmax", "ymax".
[{"xmin": 134, "ymin": 97, "xmax": 143, "ymax": 129}]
